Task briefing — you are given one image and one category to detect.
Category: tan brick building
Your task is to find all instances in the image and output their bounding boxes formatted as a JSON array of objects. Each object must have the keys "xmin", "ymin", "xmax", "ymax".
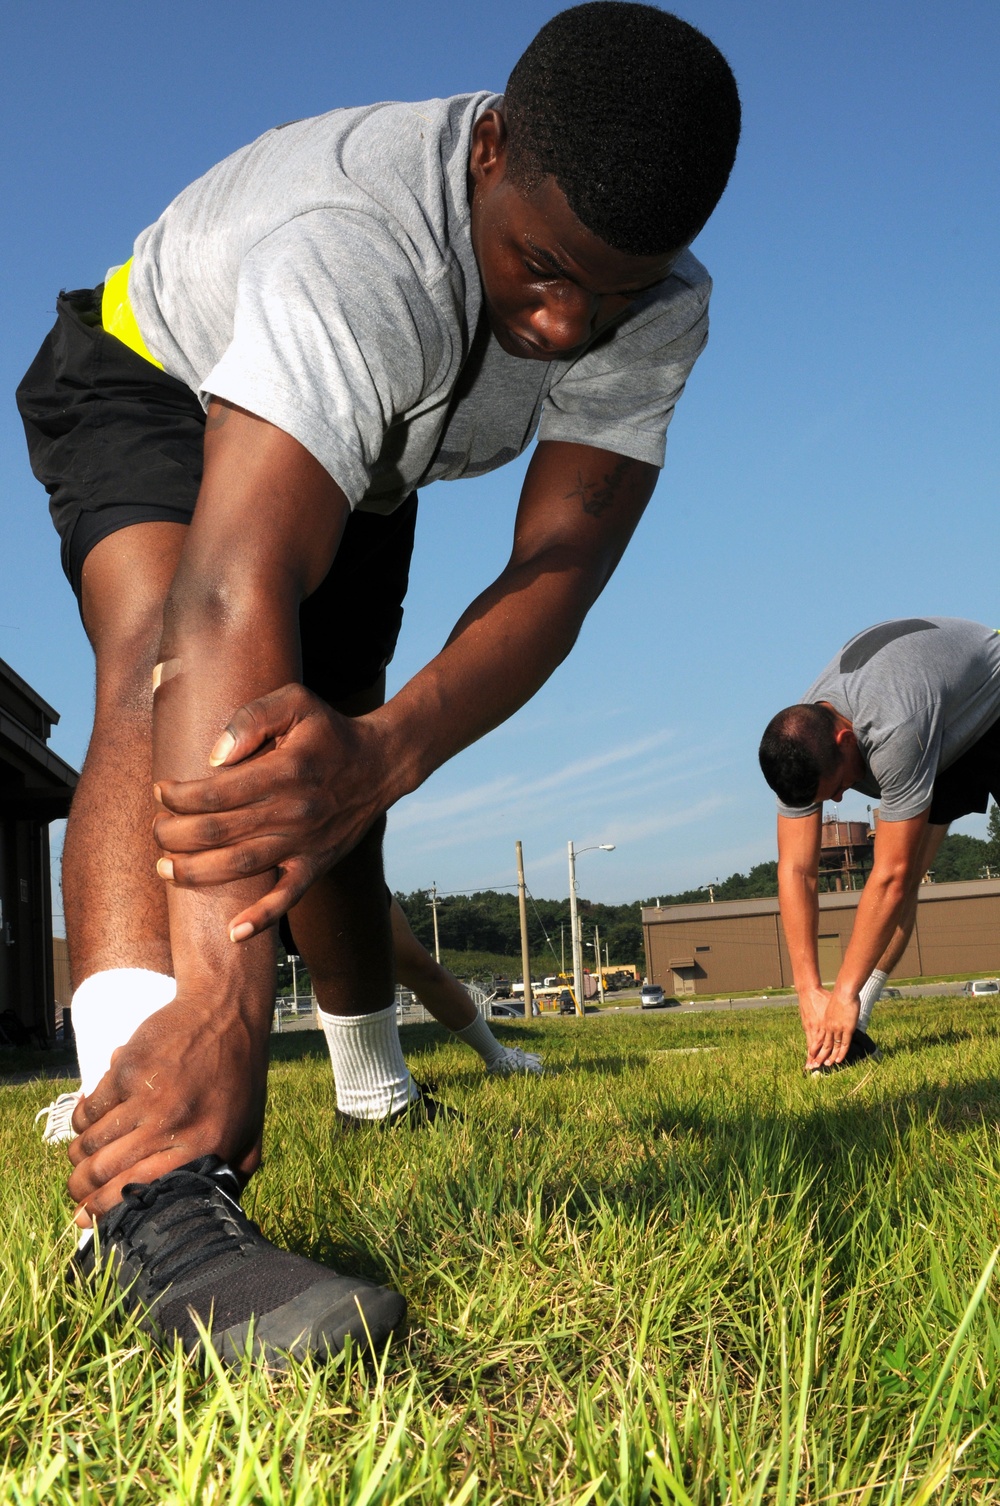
[{"xmin": 643, "ymin": 879, "xmax": 1000, "ymax": 996}]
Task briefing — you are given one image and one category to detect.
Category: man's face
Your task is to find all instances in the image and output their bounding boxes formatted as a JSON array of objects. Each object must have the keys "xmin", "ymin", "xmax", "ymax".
[
  {"xmin": 813, "ymin": 732, "xmax": 865, "ymax": 805},
  {"xmin": 468, "ymin": 111, "xmax": 682, "ymax": 361}
]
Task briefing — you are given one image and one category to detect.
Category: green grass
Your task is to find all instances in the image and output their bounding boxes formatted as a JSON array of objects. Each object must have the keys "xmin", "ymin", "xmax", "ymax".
[{"xmin": 5, "ymin": 995, "xmax": 1000, "ymax": 1501}]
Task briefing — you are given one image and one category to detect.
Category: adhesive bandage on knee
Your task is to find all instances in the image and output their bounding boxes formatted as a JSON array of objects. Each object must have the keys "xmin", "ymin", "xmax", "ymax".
[
  {"xmin": 318, "ymin": 1002, "xmax": 418, "ymax": 1120},
  {"xmin": 857, "ymin": 969, "xmax": 888, "ymax": 1032},
  {"xmin": 151, "ymin": 658, "xmax": 181, "ymax": 692},
  {"xmin": 71, "ymin": 968, "xmax": 177, "ymax": 1094}
]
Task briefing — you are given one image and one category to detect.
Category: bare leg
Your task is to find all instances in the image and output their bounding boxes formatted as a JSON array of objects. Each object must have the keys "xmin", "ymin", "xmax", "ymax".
[
  {"xmin": 287, "ymin": 820, "xmax": 394, "ymax": 1016},
  {"xmin": 284, "ymin": 678, "xmax": 394, "ymax": 1017},
  {"xmin": 65, "ymin": 523, "xmax": 187, "ymax": 985},
  {"xmin": 390, "ymin": 898, "xmax": 476, "ymax": 1029},
  {"xmin": 390, "ymin": 897, "xmax": 542, "ymax": 1075}
]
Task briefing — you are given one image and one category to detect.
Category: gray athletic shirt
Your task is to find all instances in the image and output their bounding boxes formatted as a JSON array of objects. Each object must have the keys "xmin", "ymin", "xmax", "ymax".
[
  {"xmin": 124, "ymin": 93, "xmax": 711, "ymax": 514},
  {"xmin": 778, "ymin": 618, "xmax": 1000, "ymax": 822}
]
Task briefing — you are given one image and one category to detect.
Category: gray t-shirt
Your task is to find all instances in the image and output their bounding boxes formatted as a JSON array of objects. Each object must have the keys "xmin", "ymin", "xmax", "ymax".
[
  {"xmin": 124, "ymin": 94, "xmax": 711, "ymax": 514},
  {"xmin": 778, "ymin": 617, "xmax": 1000, "ymax": 822}
]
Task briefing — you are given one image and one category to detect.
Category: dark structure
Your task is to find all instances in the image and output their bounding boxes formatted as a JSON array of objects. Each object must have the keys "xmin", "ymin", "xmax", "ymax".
[
  {"xmin": 0, "ymin": 657, "xmax": 77, "ymax": 1043},
  {"xmin": 818, "ymin": 816, "xmax": 875, "ymax": 891}
]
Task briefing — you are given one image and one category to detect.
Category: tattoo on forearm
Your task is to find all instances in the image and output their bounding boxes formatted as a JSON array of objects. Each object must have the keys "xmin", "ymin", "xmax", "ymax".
[
  {"xmin": 565, "ymin": 458, "xmax": 631, "ymax": 517},
  {"xmin": 205, "ymin": 403, "xmax": 231, "ymax": 432}
]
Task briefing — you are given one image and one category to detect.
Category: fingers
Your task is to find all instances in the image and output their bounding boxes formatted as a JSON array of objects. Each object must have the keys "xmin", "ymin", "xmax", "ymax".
[
  {"xmin": 156, "ymin": 835, "xmax": 294, "ymax": 888},
  {"xmin": 805, "ymin": 1030, "xmax": 852, "ymax": 1069},
  {"xmin": 71, "ymin": 1144, "xmax": 213, "ymax": 1224},
  {"xmin": 155, "ymin": 758, "xmax": 285, "ymax": 819},
  {"xmin": 226, "ymin": 861, "xmax": 317, "ymax": 940},
  {"xmin": 208, "ymin": 684, "xmax": 316, "ymax": 768},
  {"xmin": 70, "ymin": 1058, "xmax": 133, "ymax": 1138},
  {"xmin": 154, "ymin": 796, "xmax": 290, "ymax": 853}
]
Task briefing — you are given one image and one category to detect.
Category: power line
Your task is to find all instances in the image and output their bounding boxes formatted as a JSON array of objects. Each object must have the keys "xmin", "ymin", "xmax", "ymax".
[{"xmin": 525, "ymin": 885, "xmax": 563, "ymax": 969}]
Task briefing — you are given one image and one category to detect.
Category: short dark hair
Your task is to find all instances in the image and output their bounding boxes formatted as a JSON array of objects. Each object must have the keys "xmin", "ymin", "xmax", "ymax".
[
  {"xmin": 504, "ymin": 2, "xmax": 741, "ymax": 256},
  {"xmin": 758, "ymin": 704, "xmax": 840, "ymax": 807}
]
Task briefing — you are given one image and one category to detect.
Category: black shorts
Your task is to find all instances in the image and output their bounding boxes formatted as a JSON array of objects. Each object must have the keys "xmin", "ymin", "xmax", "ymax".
[
  {"xmin": 16, "ymin": 288, "xmax": 417, "ymax": 706},
  {"xmin": 928, "ymin": 715, "xmax": 1000, "ymax": 825}
]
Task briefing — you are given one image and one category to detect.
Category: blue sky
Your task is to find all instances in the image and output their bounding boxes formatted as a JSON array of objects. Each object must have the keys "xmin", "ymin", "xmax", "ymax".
[{"xmin": 2, "ymin": 1, "xmax": 998, "ymax": 919}]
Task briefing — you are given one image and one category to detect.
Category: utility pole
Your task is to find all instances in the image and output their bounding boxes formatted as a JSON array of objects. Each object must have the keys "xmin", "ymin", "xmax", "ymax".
[
  {"xmin": 594, "ymin": 925, "xmax": 605, "ymax": 1004},
  {"xmin": 560, "ymin": 923, "xmax": 565, "ymax": 975},
  {"xmin": 289, "ymin": 953, "xmax": 299, "ymax": 1013},
  {"xmin": 516, "ymin": 840, "xmax": 533, "ymax": 1019},
  {"xmin": 568, "ymin": 841, "xmax": 584, "ymax": 1016},
  {"xmin": 428, "ymin": 883, "xmax": 441, "ymax": 963}
]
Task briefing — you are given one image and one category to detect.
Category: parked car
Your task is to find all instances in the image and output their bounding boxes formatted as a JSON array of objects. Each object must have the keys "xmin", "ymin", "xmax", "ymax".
[
  {"xmin": 640, "ymin": 984, "xmax": 666, "ymax": 1009},
  {"xmin": 962, "ymin": 979, "xmax": 1000, "ymax": 996},
  {"xmin": 491, "ymin": 998, "xmax": 540, "ymax": 1018},
  {"xmin": 557, "ymin": 990, "xmax": 576, "ymax": 1015}
]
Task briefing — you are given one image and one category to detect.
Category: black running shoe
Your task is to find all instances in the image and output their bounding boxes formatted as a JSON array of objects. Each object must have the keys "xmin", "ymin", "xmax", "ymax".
[
  {"xmin": 74, "ymin": 1156, "xmax": 406, "ymax": 1368},
  {"xmin": 808, "ymin": 1028, "xmax": 883, "ymax": 1076},
  {"xmin": 335, "ymin": 1081, "xmax": 460, "ymax": 1130}
]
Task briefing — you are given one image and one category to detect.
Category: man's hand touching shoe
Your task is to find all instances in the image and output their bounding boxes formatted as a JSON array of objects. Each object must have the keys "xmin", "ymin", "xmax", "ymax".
[{"xmin": 800, "ymin": 984, "xmax": 861, "ymax": 1073}]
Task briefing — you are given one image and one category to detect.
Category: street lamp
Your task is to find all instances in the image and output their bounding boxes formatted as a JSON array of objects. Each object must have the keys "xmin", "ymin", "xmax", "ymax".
[{"xmin": 567, "ymin": 841, "xmax": 615, "ymax": 1017}]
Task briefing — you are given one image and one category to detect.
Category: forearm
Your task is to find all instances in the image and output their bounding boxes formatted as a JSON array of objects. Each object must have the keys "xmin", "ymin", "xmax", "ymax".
[
  {"xmin": 153, "ymin": 581, "xmax": 296, "ymax": 1018},
  {"xmin": 778, "ymin": 863, "xmax": 821, "ymax": 993},
  {"xmin": 374, "ymin": 550, "xmax": 596, "ymax": 803},
  {"xmin": 835, "ymin": 815, "xmax": 930, "ymax": 998},
  {"xmin": 837, "ymin": 872, "xmax": 910, "ymax": 997}
]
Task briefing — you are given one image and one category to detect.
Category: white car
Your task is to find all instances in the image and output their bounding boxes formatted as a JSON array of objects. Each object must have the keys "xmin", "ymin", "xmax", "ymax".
[
  {"xmin": 640, "ymin": 984, "xmax": 666, "ymax": 1009},
  {"xmin": 962, "ymin": 979, "xmax": 999, "ymax": 997}
]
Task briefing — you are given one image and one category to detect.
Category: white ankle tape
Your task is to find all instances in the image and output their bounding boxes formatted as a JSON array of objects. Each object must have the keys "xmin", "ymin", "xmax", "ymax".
[{"xmin": 71, "ymin": 968, "xmax": 177, "ymax": 1094}]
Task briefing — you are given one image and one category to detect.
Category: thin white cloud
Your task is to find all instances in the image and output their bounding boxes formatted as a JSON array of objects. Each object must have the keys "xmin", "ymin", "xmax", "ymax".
[
  {"xmin": 526, "ymin": 795, "xmax": 729, "ymax": 873},
  {"xmin": 390, "ymin": 729, "xmax": 680, "ymax": 830}
]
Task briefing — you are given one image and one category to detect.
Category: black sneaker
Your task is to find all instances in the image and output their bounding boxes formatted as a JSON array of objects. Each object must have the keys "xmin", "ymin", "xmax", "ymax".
[
  {"xmin": 808, "ymin": 1029, "xmax": 883, "ymax": 1076},
  {"xmin": 74, "ymin": 1156, "xmax": 406, "ymax": 1368},
  {"xmin": 335, "ymin": 1081, "xmax": 460, "ymax": 1130}
]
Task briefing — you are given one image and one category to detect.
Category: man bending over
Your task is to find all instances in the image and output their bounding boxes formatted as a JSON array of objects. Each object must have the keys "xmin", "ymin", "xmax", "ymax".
[
  {"xmin": 759, "ymin": 618, "xmax": 1000, "ymax": 1074},
  {"xmin": 20, "ymin": 3, "xmax": 739, "ymax": 1363}
]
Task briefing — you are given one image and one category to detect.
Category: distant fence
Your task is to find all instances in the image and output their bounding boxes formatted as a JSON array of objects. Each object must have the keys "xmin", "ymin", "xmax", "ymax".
[{"xmin": 271, "ymin": 982, "xmax": 497, "ymax": 1032}]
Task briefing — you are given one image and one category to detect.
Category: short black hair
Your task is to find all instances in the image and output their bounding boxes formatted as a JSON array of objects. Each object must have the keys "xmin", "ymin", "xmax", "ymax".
[
  {"xmin": 758, "ymin": 704, "xmax": 840, "ymax": 807},
  {"xmin": 504, "ymin": 2, "xmax": 741, "ymax": 256}
]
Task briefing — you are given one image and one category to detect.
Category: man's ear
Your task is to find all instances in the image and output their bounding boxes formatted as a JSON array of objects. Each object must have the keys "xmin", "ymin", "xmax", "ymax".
[{"xmin": 469, "ymin": 108, "xmax": 508, "ymax": 187}]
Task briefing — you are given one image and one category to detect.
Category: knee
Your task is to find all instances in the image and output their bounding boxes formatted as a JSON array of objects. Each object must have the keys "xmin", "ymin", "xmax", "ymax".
[
  {"xmin": 81, "ymin": 524, "xmax": 186, "ymax": 716},
  {"xmin": 91, "ymin": 607, "xmax": 167, "ymax": 718}
]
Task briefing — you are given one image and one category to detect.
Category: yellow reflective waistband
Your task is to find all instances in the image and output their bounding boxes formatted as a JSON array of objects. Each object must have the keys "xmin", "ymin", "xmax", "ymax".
[{"xmin": 101, "ymin": 259, "xmax": 163, "ymax": 370}]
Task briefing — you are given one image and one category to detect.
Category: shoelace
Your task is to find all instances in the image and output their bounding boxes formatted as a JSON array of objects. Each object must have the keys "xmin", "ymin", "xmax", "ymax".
[
  {"xmin": 35, "ymin": 1089, "xmax": 83, "ymax": 1144},
  {"xmin": 110, "ymin": 1164, "xmax": 254, "ymax": 1288}
]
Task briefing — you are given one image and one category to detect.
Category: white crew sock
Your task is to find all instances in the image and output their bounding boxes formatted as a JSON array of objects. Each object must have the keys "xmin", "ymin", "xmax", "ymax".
[
  {"xmin": 454, "ymin": 1012, "xmax": 508, "ymax": 1070},
  {"xmin": 857, "ymin": 969, "xmax": 888, "ymax": 1032},
  {"xmin": 318, "ymin": 1003, "xmax": 418, "ymax": 1120},
  {"xmin": 71, "ymin": 968, "xmax": 178, "ymax": 1094}
]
